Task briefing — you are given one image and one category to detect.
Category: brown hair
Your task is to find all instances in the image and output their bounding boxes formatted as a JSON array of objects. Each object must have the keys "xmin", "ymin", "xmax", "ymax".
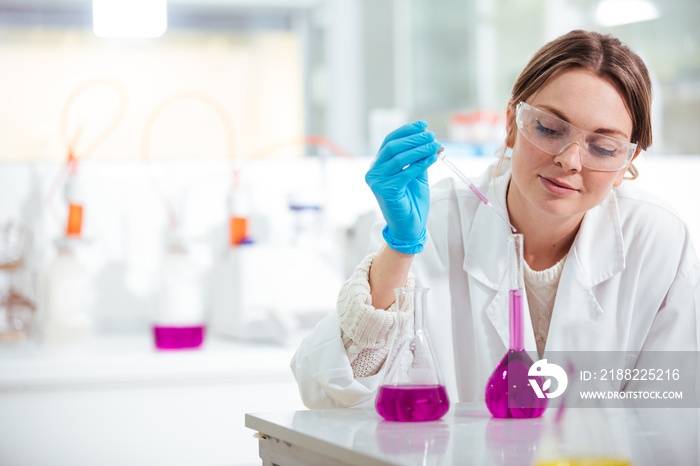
[{"xmin": 504, "ymin": 30, "xmax": 652, "ymax": 179}]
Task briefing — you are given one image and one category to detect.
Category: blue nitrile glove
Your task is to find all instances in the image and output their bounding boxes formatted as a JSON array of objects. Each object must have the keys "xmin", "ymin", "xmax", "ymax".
[{"xmin": 365, "ymin": 121, "xmax": 441, "ymax": 254}]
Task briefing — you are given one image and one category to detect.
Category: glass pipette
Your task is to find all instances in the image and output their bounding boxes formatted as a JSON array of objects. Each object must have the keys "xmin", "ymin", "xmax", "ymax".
[{"xmin": 437, "ymin": 147, "xmax": 516, "ymax": 233}]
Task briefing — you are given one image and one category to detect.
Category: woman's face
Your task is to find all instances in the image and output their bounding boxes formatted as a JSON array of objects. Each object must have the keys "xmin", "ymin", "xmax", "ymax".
[{"xmin": 507, "ymin": 68, "xmax": 635, "ymax": 227}]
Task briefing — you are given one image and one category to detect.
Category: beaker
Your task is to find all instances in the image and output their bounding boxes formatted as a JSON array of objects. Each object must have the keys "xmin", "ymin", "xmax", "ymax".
[
  {"xmin": 485, "ymin": 233, "xmax": 547, "ymax": 418},
  {"xmin": 375, "ymin": 287, "xmax": 450, "ymax": 422}
]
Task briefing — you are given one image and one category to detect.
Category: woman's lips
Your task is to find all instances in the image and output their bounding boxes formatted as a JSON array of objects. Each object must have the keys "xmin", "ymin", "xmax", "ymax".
[{"xmin": 540, "ymin": 176, "xmax": 579, "ymax": 195}]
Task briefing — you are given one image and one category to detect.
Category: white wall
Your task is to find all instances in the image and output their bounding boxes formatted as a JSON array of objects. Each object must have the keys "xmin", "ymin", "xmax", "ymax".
[{"xmin": 0, "ymin": 28, "xmax": 304, "ymax": 162}]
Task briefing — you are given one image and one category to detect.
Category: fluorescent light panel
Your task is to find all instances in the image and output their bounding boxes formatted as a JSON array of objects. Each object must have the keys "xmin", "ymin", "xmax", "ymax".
[
  {"xmin": 93, "ymin": 0, "xmax": 167, "ymax": 38},
  {"xmin": 595, "ymin": 0, "xmax": 660, "ymax": 27}
]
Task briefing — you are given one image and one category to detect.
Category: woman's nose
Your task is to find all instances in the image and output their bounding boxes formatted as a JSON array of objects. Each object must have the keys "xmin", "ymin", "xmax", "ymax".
[{"xmin": 553, "ymin": 141, "xmax": 583, "ymax": 171}]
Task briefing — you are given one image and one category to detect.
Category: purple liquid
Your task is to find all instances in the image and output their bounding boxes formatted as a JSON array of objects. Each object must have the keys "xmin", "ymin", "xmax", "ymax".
[
  {"xmin": 153, "ymin": 325, "xmax": 205, "ymax": 350},
  {"xmin": 376, "ymin": 384, "xmax": 450, "ymax": 422},
  {"xmin": 485, "ymin": 350, "xmax": 548, "ymax": 418}
]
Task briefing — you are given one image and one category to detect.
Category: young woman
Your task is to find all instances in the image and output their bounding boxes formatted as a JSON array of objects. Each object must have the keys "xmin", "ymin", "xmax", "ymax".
[{"xmin": 292, "ymin": 30, "xmax": 700, "ymax": 409}]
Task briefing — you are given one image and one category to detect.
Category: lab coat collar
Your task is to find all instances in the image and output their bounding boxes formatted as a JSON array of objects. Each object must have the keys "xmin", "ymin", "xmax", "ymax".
[
  {"xmin": 568, "ymin": 189, "xmax": 625, "ymax": 289},
  {"xmin": 460, "ymin": 160, "xmax": 516, "ymax": 292},
  {"xmin": 460, "ymin": 161, "xmax": 526, "ymax": 351},
  {"xmin": 460, "ymin": 160, "xmax": 625, "ymax": 350},
  {"xmin": 544, "ymin": 187, "xmax": 624, "ymax": 347}
]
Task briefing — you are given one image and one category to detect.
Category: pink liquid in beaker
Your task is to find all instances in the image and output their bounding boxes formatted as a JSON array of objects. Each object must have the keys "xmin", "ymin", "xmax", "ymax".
[
  {"xmin": 153, "ymin": 325, "xmax": 205, "ymax": 350},
  {"xmin": 376, "ymin": 384, "xmax": 450, "ymax": 422}
]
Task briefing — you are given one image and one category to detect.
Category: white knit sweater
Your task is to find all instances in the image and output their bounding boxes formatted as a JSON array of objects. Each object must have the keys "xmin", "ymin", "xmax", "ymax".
[
  {"xmin": 336, "ymin": 252, "xmax": 415, "ymax": 377},
  {"xmin": 523, "ymin": 255, "xmax": 567, "ymax": 358},
  {"xmin": 337, "ymin": 253, "xmax": 565, "ymax": 377}
]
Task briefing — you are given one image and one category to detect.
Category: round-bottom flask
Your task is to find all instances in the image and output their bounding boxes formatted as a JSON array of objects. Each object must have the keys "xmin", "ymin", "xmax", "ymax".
[{"xmin": 375, "ymin": 287, "xmax": 450, "ymax": 422}]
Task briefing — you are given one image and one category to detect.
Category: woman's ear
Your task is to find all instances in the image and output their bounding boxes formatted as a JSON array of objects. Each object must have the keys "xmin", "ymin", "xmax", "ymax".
[
  {"xmin": 613, "ymin": 167, "xmax": 627, "ymax": 187},
  {"xmin": 615, "ymin": 146, "xmax": 643, "ymax": 185},
  {"xmin": 619, "ymin": 147, "xmax": 643, "ymax": 182},
  {"xmin": 505, "ymin": 99, "xmax": 516, "ymax": 149}
]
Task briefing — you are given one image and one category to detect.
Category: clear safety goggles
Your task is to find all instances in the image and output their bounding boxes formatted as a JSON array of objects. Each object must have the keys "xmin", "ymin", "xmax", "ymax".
[{"xmin": 515, "ymin": 102, "xmax": 637, "ymax": 171}]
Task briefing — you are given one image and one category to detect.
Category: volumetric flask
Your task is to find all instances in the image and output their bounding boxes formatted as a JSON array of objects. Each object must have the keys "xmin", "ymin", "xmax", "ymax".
[
  {"xmin": 485, "ymin": 233, "xmax": 548, "ymax": 418},
  {"xmin": 375, "ymin": 287, "xmax": 450, "ymax": 422}
]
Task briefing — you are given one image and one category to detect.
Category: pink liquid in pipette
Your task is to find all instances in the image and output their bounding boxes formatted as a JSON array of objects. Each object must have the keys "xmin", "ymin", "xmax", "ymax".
[
  {"xmin": 437, "ymin": 147, "xmax": 516, "ymax": 232},
  {"xmin": 153, "ymin": 325, "xmax": 205, "ymax": 350},
  {"xmin": 376, "ymin": 384, "xmax": 450, "ymax": 422}
]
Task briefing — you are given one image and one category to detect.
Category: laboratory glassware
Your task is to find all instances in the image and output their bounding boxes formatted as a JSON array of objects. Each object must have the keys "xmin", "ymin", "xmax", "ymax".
[
  {"xmin": 42, "ymin": 237, "xmax": 91, "ymax": 343},
  {"xmin": 375, "ymin": 287, "xmax": 450, "ymax": 422},
  {"xmin": 485, "ymin": 233, "xmax": 547, "ymax": 418},
  {"xmin": 153, "ymin": 234, "xmax": 205, "ymax": 350},
  {"xmin": 210, "ymin": 178, "xmax": 249, "ymax": 338},
  {"xmin": 437, "ymin": 147, "xmax": 516, "ymax": 233}
]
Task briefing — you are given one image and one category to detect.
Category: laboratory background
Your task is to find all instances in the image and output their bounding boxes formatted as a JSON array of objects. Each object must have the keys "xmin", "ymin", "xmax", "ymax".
[{"xmin": 0, "ymin": 0, "xmax": 699, "ymax": 465}]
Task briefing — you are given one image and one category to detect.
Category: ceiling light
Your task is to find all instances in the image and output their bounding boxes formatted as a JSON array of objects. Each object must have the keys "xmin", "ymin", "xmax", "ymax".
[
  {"xmin": 595, "ymin": 0, "xmax": 660, "ymax": 27},
  {"xmin": 93, "ymin": 0, "xmax": 167, "ymax": 38}
]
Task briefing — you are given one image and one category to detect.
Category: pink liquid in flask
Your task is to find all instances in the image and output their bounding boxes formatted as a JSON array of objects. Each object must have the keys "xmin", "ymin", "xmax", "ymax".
[
  {"xmin": 484, "ymin": 234, "xmax": 547, "ymax": 419},
  {"xmin": 376, "ymin": 384, "xmax": 450, "ymax": 422},
  {"xmin": 485, "ymin": 348, "xmax": 547, "ymax": 418},
  {"xmin": 153, "ymin": 325, "xmax": 205, "ymax": 350}
]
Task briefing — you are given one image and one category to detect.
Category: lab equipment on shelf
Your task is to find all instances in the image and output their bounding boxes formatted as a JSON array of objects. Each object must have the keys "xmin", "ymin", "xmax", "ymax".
[
  {"xmin": 40, "ymin": 143, "xmax": 93, "ymax": 344},
  {"xmin": 210, "ymin": 181, "xmax": 249, "ymax": 339},
  {"xmin": 210, "ymin": 239, "xmax": 287, "ymax": 344},
  {"xmin": 485, "ymin": 233, "xmax": 547, "ymax": 418},
  {"xmin": 375, "ymin": 287, "xmax": 450, "ymax": 422},
  {"xmin": 153, "ymin": 232, "xmax": 205, "ymax": 350},
  {"xmin": 41, "ymin": 237, "xmax": 91, "ymax": 343},
  {"xmin": 447, "ymin": 110, "xmax": 505, "ymax": 157},
  {"xmin": 210, "ymin": 174, "xmax": 287, "ymax": 344}
]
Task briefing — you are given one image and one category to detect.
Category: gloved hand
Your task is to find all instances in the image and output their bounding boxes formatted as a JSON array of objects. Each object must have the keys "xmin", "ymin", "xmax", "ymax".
[{"xmin": 365, "ymin": 121, "xmax": 441, "ymax": 254}]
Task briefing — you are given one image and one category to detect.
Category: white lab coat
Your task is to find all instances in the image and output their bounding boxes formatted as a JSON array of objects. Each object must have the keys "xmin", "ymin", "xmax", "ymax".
[{"xmin": 291, "ymin": 160, "xmax": 700, "ymax": 409}]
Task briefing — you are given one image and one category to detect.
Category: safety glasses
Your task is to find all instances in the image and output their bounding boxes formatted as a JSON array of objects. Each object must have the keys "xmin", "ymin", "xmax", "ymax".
[{"xmin": 515, "ymin": 102, "xmax": 637, "ymax": 171}]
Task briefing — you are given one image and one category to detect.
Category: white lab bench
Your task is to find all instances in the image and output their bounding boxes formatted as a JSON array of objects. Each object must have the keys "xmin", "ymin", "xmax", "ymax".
[
  {"xmin": 0, "ymin": 335, "xmax": 306, "ymax": 466},
  {"xmin": 245, "ymin": 403, "xmax": 700, "ymax": 466}
]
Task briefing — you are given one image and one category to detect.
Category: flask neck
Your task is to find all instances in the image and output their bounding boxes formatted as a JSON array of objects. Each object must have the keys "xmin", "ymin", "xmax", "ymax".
[
  {"xmin": 509, "ymin": 288, "xmax": 524, "ymax": 351},
  {"xmin": 394, "ymin": 287, "xmax": 426, "ymax": 331},
  {"xmin": 413, "ymin": 289, "xmax": 425, "ymax": 332},
  {"xmin": 508, "ymin": 234, "xmax": 525, "ymax": 351}
]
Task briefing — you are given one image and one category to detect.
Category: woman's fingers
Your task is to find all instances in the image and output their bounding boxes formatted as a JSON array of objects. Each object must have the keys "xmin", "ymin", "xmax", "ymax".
[
  {"xmin": 373, "ymin": 138, "xmax": 441, "ymax": 176},
  {"xmin": 378, "ymin": 120, "xmax": 428, "ymax": 151}
]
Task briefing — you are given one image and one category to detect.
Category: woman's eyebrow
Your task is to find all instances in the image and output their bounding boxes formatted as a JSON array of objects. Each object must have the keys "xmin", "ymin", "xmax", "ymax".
[
  {"xmin": 539, "ymin": 104, "xmax": 629, "ymax": 139},
  {"xmin": 539, "ymin": 104, "xmax": 570, "ymax": 123}
]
